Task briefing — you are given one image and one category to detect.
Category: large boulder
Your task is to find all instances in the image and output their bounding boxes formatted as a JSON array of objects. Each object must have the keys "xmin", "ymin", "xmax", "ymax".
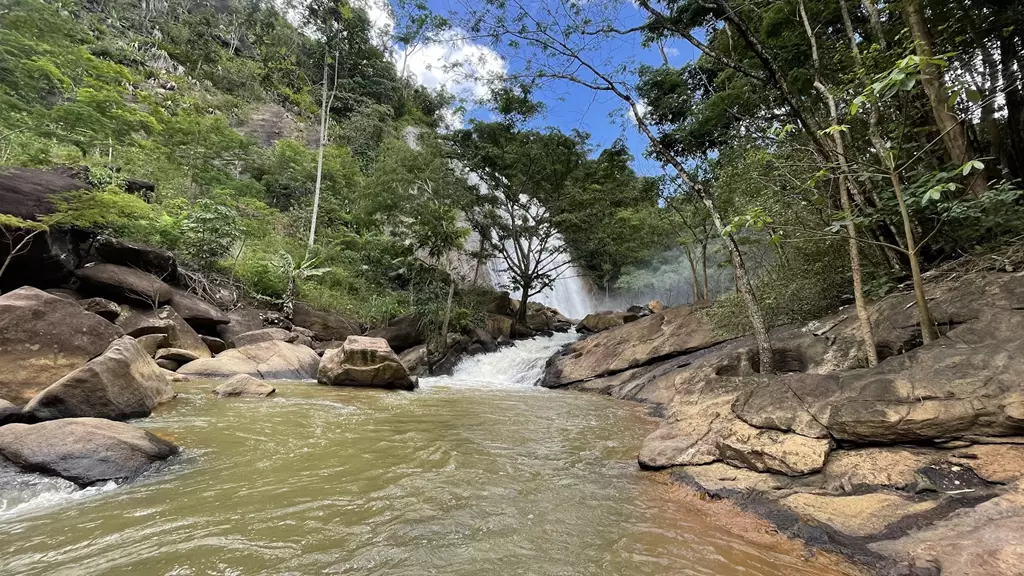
[
  {"xmin": 575, "ymin": 311, "xmax": 639, "ymax": 334},
  {"xmin": 75, "ymin": 263, "xmax": 173, "ymax": 307},
  {"xmin": 399, "ymin": 344, "xmax": 429, "ymax": 376},
  {"xmin": 716, "ymin": 421, "xmax": 832, "ymax": 476},
  {"xmin": 365, "ymin": 314, "xmax": 423, "ymax": 353},
  {"xmin": 732, "ymin": 338, "xmax": 1024, "ymax": 444},
  {"xmin": 93, "ymin": 236, "xmax": 177, "ymax": 280},
  {"xmin": 216, "ymin": 308, "xmax": 265, "ymax": 346},
  {"xmin": 177, "ymin": 340, "xmax": 320, "ymax": 380},
  {"xmin": 167, "ymin": 287, "xmax": 228, "ymax": 329},
  {"xmin": 213, "ymin": 374, "xmax": 276, "ymax": 397},
  {"xmin": 23, "ymin": 336, "xmax": 174, "ymax": 421},
  {"xmin": 292, "ymin": 302, "xmax": 360, "ymax": 341},
  {"xmin": 0, "ymin": 287, "xmax": 123, "ymax": 406},
  {"xmin": 544, "ymin": 305, "xmax": 727, "ymax": 388},
  {"xmin": 484, "ymin": 314, "xmax": 514, "ymax": 340},
  {"xmin": 0, "ymin": 167, "xmax": 88, "ymax": 291},
  {"xmin": 318, "ymin": 336, "xmax": 417, "ymax": 390},
  {"xmin": 0, "ymin": 418, "xmax": 178, "ymax": 486},
  {"xmin": 117, "ymin": 306, "xmax": 211, "ymax": 359}
]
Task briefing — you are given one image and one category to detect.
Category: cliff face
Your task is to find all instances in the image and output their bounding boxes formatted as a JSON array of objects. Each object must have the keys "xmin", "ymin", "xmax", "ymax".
[{"xmin": 550, "ymin": 271, "xmax": 1024, "ymax": 575}]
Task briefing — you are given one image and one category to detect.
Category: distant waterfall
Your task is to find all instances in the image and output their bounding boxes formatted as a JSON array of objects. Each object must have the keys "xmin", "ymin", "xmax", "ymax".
[{"xmin": 486, "ymin": 236, "xmax": 594, "ymax": 320}]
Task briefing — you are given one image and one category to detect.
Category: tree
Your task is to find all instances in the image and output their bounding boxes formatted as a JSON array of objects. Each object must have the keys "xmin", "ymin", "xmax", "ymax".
[{"xmin": 451, "ymin": 120, "xmax": 586, "ymax": 325}]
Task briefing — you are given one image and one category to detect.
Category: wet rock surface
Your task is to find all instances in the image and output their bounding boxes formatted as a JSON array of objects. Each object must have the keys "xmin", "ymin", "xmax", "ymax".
[
  {"xmin": 318, "ymin": 335, "xmax": 416, "ymax": 390},
  {"xmin": 0, "ymin": 417, "xmax": 178, "ymax": 486},
  {"xmin": 562, "ymin": 273, "xmax": 1024, "ymax": 573}
]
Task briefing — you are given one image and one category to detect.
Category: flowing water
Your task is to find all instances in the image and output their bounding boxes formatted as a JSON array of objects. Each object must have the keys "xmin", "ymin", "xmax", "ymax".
[{"xmin": 0, "ymin": 335, "xmax": 857, "ymax": 576}]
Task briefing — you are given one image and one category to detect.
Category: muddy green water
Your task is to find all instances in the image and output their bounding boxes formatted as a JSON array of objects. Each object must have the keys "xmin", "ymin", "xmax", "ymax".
[{"xmin": 0, "ymin": 373, "xmax": 851, "ymax": 575}]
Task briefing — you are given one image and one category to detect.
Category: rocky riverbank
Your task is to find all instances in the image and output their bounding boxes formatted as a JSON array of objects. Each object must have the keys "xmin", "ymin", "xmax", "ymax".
[
  {"xmin": 545, "ymin": 271, "xmax": 1024, "ymax": 575},
  {"xmin": 0, "ymin": 214, "xmax": 572, "ymax": 487}
]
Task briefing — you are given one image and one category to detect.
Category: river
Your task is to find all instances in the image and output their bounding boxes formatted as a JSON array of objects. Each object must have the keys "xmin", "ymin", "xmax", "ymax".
[{"xmin": 0, "ymin": 333, "xmax": 858, "ymax": 576}]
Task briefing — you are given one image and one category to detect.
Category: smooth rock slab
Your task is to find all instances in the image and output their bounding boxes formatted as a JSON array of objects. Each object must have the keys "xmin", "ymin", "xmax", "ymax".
[
  {"xmin": 716, "ymin": 421, "xmax": 832, "ymax": 476},
  {"xmin": 167, "ymin": 287, "xmax": 228, "ymax": 329},
  {"xmin": 0, "ymin": 417, "xmax": 178, "ymax": 486},
  {"xmin": 213, "ymin": 375, "xmax": 276, "ymax": 397},
  {"xmin": 782, "ymin": 492, "xmax": 939, "ymax": 538},
  {"xmin": 177, "ymin": 340, "xmax": 320, "ymax": 380},
  {"xmin": 318, "ymin": 336, "xmax": 416, "ymax": 390},
  {"xmin": 24, "ymin": 336, "xmax": 174, "ymax": 421}
]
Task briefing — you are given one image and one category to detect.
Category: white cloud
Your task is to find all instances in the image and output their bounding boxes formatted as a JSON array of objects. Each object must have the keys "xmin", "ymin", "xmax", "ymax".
[
  {"xmin": 628, "ymin": 99, "xmax": 649, "ymax": 124},
  {"xmin": 395, "ymin": 30, "xmax": 507, "ymax": 102},
  {"xmin": 352, "ymin": 0, "xmax": 395, "ymax": 49}
]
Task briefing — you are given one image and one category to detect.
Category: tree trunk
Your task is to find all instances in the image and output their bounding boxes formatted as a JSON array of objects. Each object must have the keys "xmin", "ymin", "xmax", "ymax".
[
  {"xmin": 701, "ymin": 241, "xmax": 709, "ymax": 302},
  {"xmin": 440, "ymin": 281, "xmax": 455, "ymax": 341},
  {"xmin": 799, "ymin": 0, "xmax": 878, "ymax": 366},
  {"xmin": 517, "ymin": 284, "xmax": 530, "ymax": 326},
  {"xmin": 1000, "ymin": 35, "xmax": 1024, "ymax": 182},
  {"xmin": 903, "ymin": 0, "xmax": 987, "ymax": 196},
  {"xmin": 684, "ymin": 244, "xmax": 700, "ymax": 302},
  {"xmin": 890, "ymin": 170, "xmax": 939, "ymax": 342},
  {"xmin": 306, "ymin": 48, "xmax": 330, "ymax": 252}
]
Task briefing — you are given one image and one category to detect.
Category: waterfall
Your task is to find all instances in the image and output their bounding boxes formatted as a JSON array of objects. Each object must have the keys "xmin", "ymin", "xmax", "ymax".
[
  {"xmin": 485, "ymin": 237, "xmax": 594, "ymax": 320},
  {"xmin": 424, "ymin": 331, "xmax": 578, "ymax": 388}
]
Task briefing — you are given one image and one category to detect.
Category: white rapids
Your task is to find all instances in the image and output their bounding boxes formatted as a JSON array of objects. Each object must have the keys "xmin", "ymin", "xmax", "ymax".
[{"xmin": 423, "ymin": 331, "xmax": 578, "ymax": 389}]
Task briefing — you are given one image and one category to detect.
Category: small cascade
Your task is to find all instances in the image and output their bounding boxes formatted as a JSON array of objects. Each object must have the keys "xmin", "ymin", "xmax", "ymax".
[{"xmin": 423, "ymin": 331, "xmax": 578, "ymax": 389}]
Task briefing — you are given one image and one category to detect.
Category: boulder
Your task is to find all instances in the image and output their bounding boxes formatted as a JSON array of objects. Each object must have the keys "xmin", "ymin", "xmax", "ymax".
[
  {"xmin": 216, "ymin": 308, "xmax": 265, "ymax": 346},
  {"xmin": 575, "ymin": 311, "xmax": 639, "ymax": 334},
  {"xmin": 177, "ymin": 340, "xmax": 320, "ymax": 380},
  {"xmin": 365, "ymin": 315, "xmax": 423, "ymax": 353},
  {"xmin": 484, "ymin": 313, "xmax": 514, "ymax": 340},
  {"xmin": 167, "ymin": 287, "xmax": 228, "ymax": 329},
  {"xmin": 0, "ymin": 167, "xmax": 88, "ymax": 291},
  {"xmin": 45, "ymin": 288, "xmax": 81, "ymax": 300},
  {"xmin": 292, "ymin": 326, "xmax": 315, "ymax": 339},
  {"xmin": 155, "ymin": 359, "xmax": 180, "ymax": 371},
  {"xmin": 428, "ymin": 334, "xmax": 472, "ymax": 376},
  {"xmin": 0, "ymin": 418, "xmax": 178, "ymax": 486},
  {"xmin": 23, "ymin": 336, "xmax": 174, "ymax": 421},
  {"xmin": 200, "ymin": 335, "xmax": 227, "ymax": 354},
  {"xmin": 233, "ymin": 327, "xmax": 295, "ymax": 348},
  {"xmin": 292, "ymin": 334, "xmax": 314, "ymax": 349},
  {"xmin": 648, "ymin": 300, "xmax": 665, "ymax": 313},
  {"xmin": 93, "ymin": 236, "xmax": 177, "ymax": 280},
  {"xmin": 0, "ymin": 400, "xmax": 22, "ymax": 426},
  {"xmin": 0, "ymin": 287, "xmax": 123, "ymax": 406},
  {"xmin": 733, "ymin": 338, "xmax": 1024, "ymax": 444},
  {"xmin": 467, "ymin": 327, "xmax": 497, "ymax": 353},
  {"xmin": 318, "ymin": 336, "xmax": 417, "ymax": 390},
  {"xmin": 292, "ymin": 302, "xmax": 360, "ymax": 341},
  {"xmin": 79, "ymin": 297, "xmax": 120, "ymax": 321},
  {"xmin": 74, "ymin": 263, "xmax": 173, "ymax": 307},
  {"xmin": 716, "ymin": 421, "xmax": 832, "ymax": 476},
  {"xmin": 117, "ymin": 307, "xmax": 211, "ymax": 359},
  {"xmin": 213, "ymin": 375, "xmax": 276, "ymax": 397},
  {"xmin": 544, "ymin": 305, "xmax": 727, "ymax": 388},
  {"xmin": 134, "ymin": 333, "xmax": 169, "ymax": 356},
  {"xmin": 486, "ymin": 291, "xmax": 515, "ymax": 316},
  {"xmin": 399, "ymin": 344, "xmax": 429, "ymax": 376},
  {"xmin": 154, "ymin": 348, "xmax": 200, "ymax": 364}
]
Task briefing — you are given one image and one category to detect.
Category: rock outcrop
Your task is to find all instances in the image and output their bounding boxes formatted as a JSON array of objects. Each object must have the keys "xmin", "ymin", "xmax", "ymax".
[
  {"xmin": 75, "ymin": 263, "xmax": 173, "ymax": 307},
  {"xmin": 177, "ymin": 340, "xmax": 319, "ymax": 380},
  {"xmin": 365, "ymin": 314, "xmax": 423, "ymax": 353},
  {"xmin": 0, "ymin": 287, "xmax": 123, "ymax": 406},
  {"xmin": 79, "ymin": 297, "xmax": 121, "ymax": 321},
  {"xmin": 232, "ymin": 327, "xmax": 295, "ymax": 348},
  {"xmin": 23, "ymin": 337, "xmax": 174, "ymax": 421},
  {"xmin": 0, "ymin": 418, "xmax": 178, "ymax": 486},
  {"xmin": 575, "ymin": 311, "xmax": 639, "ymax": 334},
  {"xmin": 213, "ymin": 374, "xmax": 276, "ymax": 397},
  {"xmin": 93, "ymin": 236, "xmax": 177, "ymax": 280},
  {"xmin": 291, "ymin": 302, "xmax": 359, "ymax": 341},
  {"xmin": 560, "ymin": 272, "xmax": 1024, "ymax": 572},
  {"xmin": 0, "ymin": 400, "xmax": 22, "ymax": 426},
  {"xmin": 216, "ymin": 308, "xmax": 265, "ymax": 346},
  {"xmin": 167, "ymin": 287, "xmax": 229, "ymax": 329},
  {"xmin": 544, "ymin": 304, "xmax": 727, "ymax": 388},
  {"xmin": 318, "ymin": 336, "xmax": 417, "ymax": 390}
]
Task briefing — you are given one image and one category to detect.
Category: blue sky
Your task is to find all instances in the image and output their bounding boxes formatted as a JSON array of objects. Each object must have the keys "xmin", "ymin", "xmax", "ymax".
[{"xmin": 357, "ymin": 0, "xmax": 700, "ymax": 175}]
